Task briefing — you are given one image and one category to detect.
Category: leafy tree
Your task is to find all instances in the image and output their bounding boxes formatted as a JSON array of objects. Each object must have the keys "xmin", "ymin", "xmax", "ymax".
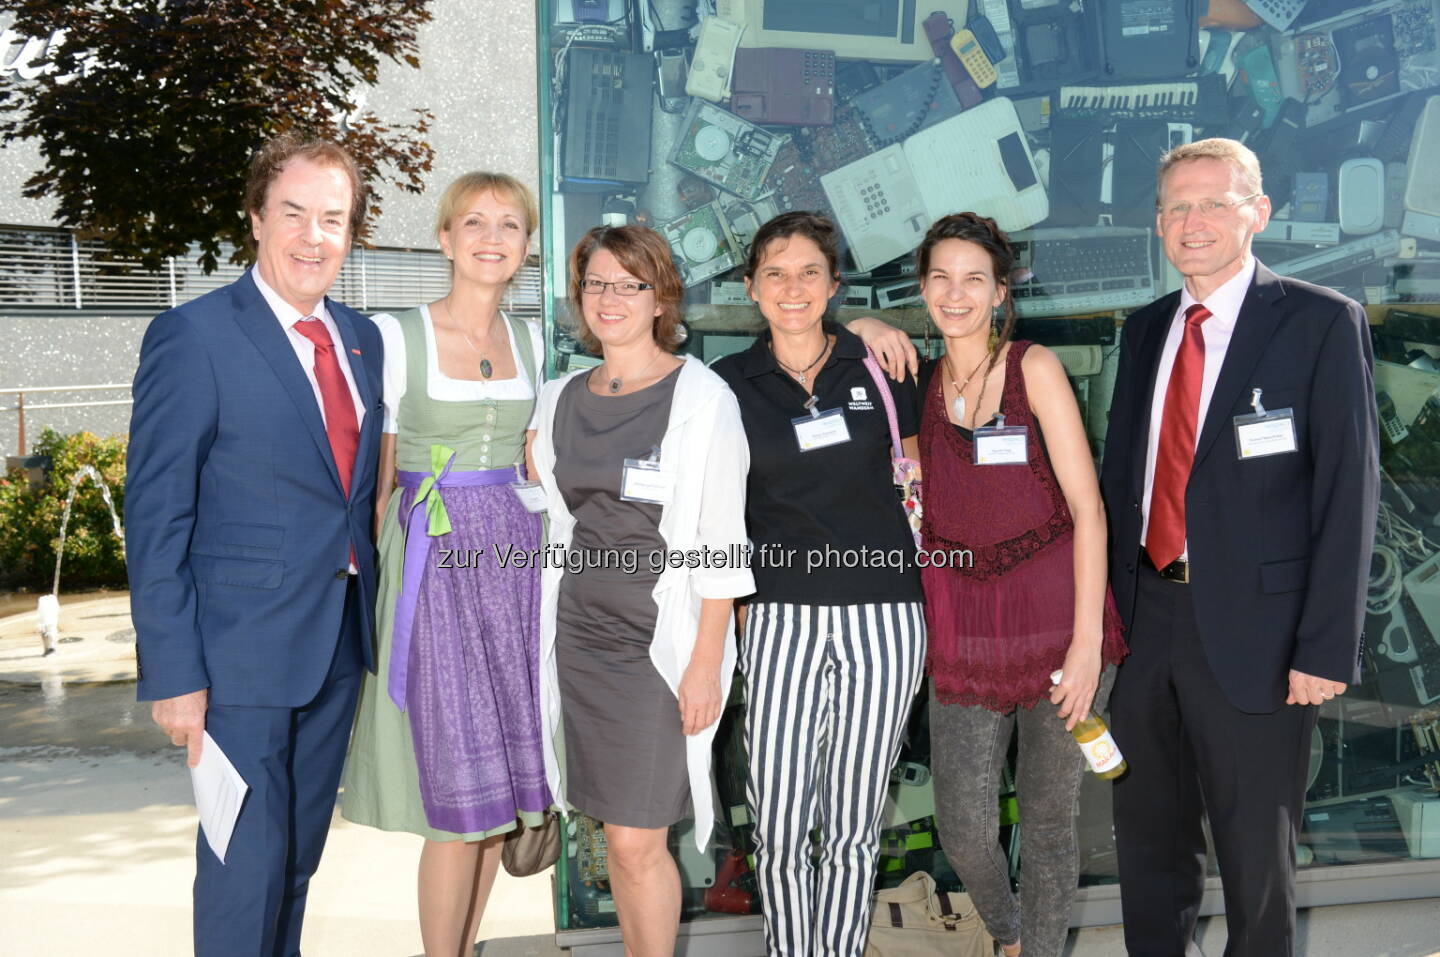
[{"xmin": 0, "ymin": 0, "xmax": 436, "ymax": 272}]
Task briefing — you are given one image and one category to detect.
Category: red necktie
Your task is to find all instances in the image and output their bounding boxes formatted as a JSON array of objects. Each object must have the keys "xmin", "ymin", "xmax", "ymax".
[
  {"xmin": 293, "ymin": 318, "xmax": 359, "ymax": 498},
  {"xmin": 1146, "ymin": 303, "xmax": 1212, "ymax": 570}
]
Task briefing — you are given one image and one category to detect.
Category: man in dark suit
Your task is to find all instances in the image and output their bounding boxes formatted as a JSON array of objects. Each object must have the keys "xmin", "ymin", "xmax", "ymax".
[
  {"xmin": 1099, "ymin": 138, "xmax": 1378, "ymax": 956},
  {"xmin": 126, "ymin": 134, "xmax": 383, "ymax": 956}
]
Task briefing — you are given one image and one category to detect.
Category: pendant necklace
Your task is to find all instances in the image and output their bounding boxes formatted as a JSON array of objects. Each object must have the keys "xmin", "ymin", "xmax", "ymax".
[
  {"xmin": 946, "ymin": 350, "xmax": 992, "ymax": 428},
  {"xmin": 602, "ymin": 348, "xmax": 665, "ymax": 394},
  {"xmin": 771, "ymin": 335, "xmax": 830, "ymax": 387},
  {"xmin": 441, "ymin": 299, "xmax": 500, "ymax": 379}
]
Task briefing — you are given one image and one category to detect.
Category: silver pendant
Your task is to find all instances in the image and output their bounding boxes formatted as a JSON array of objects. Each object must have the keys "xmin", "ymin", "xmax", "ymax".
[
  {"xmin": 953, "ymin": 395, "xmax": 965, "ymax": 423},
  {"xmin": 797, "ymin": 372, "xmax": 808, "ymax": 386},
  {"xmin": 608, "ymin": 377, "xmax": 622, "ymax": 394}
]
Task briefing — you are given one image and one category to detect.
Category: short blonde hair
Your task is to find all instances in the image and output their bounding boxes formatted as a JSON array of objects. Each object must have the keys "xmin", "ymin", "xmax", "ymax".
[
  {"xmin": 1157, "ymin": 138, "xmax": 1263, "ymax": 203},
  {"xmin": 434, "ymin": 171, "xmax": 539, "ymax": 239}
]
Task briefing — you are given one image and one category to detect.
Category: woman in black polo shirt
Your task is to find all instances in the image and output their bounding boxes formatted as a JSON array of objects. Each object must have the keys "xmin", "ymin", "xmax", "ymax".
[{"xmin": 711, "ymin": 211, "xmax": 924, "ymax": 957}]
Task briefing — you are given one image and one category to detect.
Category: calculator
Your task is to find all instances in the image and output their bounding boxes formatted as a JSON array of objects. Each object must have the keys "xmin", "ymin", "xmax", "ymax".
[
  {"xmin": 951, "ymin": 29, "xmax": 998, "ymax": 89},
  {"xmin": 1379, "ymin": 391, "xmax": 1410, "ymax": 445}
]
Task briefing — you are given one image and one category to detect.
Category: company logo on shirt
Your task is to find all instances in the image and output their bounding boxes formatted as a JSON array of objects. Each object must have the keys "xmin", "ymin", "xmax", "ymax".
[{"xmin": 848, "ymin": 386, "xmax": 874, "ymax": 412}]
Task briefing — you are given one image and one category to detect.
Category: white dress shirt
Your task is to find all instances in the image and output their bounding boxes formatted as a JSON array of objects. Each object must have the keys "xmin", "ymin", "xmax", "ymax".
[
  {"xmin": 253, "ymin": 267, "xmax": 366, "ymax": 573},
  {"xmin": 1140, "ymin": 256, "xmax": 1258, "ymax": 557},
  {"xmin": 252, "ymin": 267, "xmax": 366, "ymax": 430}
]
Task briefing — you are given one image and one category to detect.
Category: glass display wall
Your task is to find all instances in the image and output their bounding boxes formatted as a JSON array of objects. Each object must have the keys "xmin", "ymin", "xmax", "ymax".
[{"xmin": 537, "ymin": 0, "xmax": 1440, "ymax": 949}]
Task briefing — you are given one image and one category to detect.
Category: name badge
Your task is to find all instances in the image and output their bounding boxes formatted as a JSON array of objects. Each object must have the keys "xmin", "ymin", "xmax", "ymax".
[
  {"xmin": 792, "ymin": 405, "xmax": 851, "ymax": 452},
  {"xmin": 621, "ymin": 446, "xmax": 674, "ymax": 504},
  {"xmin": 509, "ymin": 481, "xmax": 548, "ymax": 513},
  {"xmin": 1234, "ymin": 388, "xmax": 1298, "ymax": 459},
  {"xmin": 973, "ymin": 414, "xmax": 1029, "ymax": 465}
]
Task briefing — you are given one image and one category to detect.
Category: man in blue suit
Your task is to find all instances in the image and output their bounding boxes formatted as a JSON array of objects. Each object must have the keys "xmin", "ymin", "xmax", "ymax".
[{"xmin": 126, "ymin": 133, "xmax": 384, "ymax": 956}]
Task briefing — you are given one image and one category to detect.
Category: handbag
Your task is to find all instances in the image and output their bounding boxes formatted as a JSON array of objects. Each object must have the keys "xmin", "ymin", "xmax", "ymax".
[
  {"xmin": 864, "ymin": 871, "xmax": 994, "ymax": 957},
  {"xmin": 500, "ymin": 810, "xmax": 561, "ymax": 877},
  {"xmin": 862, "ymin": 349, "xmax": 923, "ymax": 547}
]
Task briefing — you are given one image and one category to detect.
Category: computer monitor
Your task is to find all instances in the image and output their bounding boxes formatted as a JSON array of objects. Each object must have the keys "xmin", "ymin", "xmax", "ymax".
[{"xmin": 716, "ymin": 0, "xmax": 969, "ymax": 63}]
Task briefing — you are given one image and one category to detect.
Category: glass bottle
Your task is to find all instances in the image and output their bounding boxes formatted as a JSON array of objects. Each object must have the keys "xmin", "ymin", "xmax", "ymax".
[{"xmin": 1050, "ymin": 670, "xmax": 1127, "ymax": 779}]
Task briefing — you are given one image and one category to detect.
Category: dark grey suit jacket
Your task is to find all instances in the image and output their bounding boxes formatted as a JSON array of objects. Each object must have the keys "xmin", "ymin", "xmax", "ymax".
[{"xmin": 1100, "ymin": 263, "xmax": 1379, "ymax": 713}]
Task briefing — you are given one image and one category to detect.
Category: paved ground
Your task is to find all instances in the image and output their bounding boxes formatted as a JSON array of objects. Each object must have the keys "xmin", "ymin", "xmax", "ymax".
[
  {"xmin": 1, "ymin": 594, "xmax": 1437, "ymax": 956},
  {"xmin": 0, "ymin": 594, "xmax": 556, "ymax": 956}
]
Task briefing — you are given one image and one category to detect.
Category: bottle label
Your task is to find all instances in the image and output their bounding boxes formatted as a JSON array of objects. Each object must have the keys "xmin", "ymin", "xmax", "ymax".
[{"xmin": 1081, "ymin": 729, "xmax": 1124, "ymax": 773}]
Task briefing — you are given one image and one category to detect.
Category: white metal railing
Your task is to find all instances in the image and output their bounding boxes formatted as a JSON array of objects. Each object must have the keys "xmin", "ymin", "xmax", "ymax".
[
  {"xmin": 0, "ymin": 255, "xmax": 544, "ymax": 455},
  {"xmin": 0, "ymin": 384, "xmax": 132, "ymax": 456},
  {"xmin": 0, "ymin": 226, "xmax": 544, "ymax": 316}
]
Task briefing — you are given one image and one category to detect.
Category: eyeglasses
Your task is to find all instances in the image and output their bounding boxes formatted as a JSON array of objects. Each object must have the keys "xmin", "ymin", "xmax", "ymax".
[
  {"xmin": 1158, "ymin": 193, "xmax": 1260, "ymax": 221},
  {"xmin": 580, "ymin": 278, "xmax": 654, "ymax": 296}
]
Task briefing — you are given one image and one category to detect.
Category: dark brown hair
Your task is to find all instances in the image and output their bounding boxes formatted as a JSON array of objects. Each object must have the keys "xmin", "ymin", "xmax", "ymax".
[
  {"xmin": 744, "ymin": 210, "xmax": 841, "ymax": 281},
  {"xmin": 567, "ymin": 225, "xmax": 685, "ymax": 355},
  {"xmin": 244, "ymin": 133, "xmax": 367, "ymax": 248},
  {"xmin": 916, "ymin": 212, "xmax": 1018, "ymax": 370}
]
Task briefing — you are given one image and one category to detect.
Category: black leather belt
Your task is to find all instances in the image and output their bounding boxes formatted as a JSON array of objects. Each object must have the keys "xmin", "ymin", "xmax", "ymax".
[{"xmin": 1141, "ymin": 550, "xmax": 1190, "ymax": 584}]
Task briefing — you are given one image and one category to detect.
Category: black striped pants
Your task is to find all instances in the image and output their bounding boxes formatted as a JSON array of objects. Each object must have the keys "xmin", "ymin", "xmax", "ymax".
[{"xmin": 740, "ymin": 601, "xmax": 927, "ymax": 956}]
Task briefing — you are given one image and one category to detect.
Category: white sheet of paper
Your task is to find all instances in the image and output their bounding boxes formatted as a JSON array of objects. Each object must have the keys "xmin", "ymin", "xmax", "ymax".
[{"xmin": 189, "ymin": 731, "xmax": 248, "ymax": 864}]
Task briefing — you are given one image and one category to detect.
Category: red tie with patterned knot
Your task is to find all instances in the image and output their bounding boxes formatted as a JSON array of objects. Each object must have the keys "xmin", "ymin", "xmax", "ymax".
[
  {"xmin": 1146, "ymin": 303, "xmax": 1212, "ymax": 571},
  {"xmin": 293, "ymin": 317, "xmax": 359, "ymax": 497}
]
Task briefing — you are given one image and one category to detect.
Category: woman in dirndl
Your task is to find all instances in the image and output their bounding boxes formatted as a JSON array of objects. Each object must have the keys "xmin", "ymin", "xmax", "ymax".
[{"xmin": 342, "ymin": 172, "xmax": 552, "ymax": 957}]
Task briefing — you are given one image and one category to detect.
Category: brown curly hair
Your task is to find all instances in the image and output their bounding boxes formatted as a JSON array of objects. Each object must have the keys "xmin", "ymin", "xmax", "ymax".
[
  {"xmin": 917, "ymin": 212, "xmax": 1018, "ymax": 371},
  {"xmin": 567, "ymin": 225, "xmax": 685, "ymax": 355}
]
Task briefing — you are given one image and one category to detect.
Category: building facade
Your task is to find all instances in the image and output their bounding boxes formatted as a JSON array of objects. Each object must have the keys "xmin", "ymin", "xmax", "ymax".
[{"xmin": 0, "ymin": 1, "xmax": 542, "ymax": 454}]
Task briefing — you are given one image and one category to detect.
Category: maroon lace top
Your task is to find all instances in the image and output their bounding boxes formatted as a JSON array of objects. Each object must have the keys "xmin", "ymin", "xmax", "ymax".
[{"xmin": 919, "ymin": 341, "xmax": 1126, "ymax": 712}]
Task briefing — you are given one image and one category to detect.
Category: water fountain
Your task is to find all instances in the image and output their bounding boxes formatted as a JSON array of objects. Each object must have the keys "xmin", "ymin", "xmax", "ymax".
[{"xmin": 37, "ymin": 464, "xmax": 125, "ymax": 655}]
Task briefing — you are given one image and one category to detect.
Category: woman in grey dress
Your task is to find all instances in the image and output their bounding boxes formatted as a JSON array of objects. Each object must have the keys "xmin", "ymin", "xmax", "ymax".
[{"xmin": 529, "ymin": 225, "xmax": 754, "ymax": 956}]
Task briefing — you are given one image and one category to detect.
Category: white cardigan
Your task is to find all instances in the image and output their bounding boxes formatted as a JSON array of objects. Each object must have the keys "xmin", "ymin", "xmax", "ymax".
[{"xmin": 531, "ymin": 355, "xmax": 755, "ymax": 850}]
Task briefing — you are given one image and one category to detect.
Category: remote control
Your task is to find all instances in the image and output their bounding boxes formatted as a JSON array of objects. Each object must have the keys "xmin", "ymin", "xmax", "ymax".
[{"xmin": 966, "ymin": 15, "xmax": 1006, "ymax": 66}]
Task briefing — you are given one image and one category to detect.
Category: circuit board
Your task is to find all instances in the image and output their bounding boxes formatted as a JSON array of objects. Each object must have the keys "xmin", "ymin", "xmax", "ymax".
[
  {"xmin": 658, "ymin": 201, "xmax": 742, "ymax": 286},
  {"xmin": 763, "ymin": 139, "xmax": 832, "ymax": 215},
  {"xmin": 792, "ymin": 104, "xmax": 878, "ymax": 178},
  {"xmin": 670, "ymin": 100, "xmax": 784, "ymax": 201}
]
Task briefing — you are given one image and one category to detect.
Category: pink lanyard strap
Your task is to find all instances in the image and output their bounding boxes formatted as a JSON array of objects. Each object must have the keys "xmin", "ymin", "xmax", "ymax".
[{"xmin": 861, "ymin": 347, "xmax": 904, "ymax": 459}]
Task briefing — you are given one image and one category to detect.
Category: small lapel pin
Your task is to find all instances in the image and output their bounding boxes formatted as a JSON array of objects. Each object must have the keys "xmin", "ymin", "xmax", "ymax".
[{"xmin": 351, "ymin": 348, "xmax": 362, "ymax": 356}]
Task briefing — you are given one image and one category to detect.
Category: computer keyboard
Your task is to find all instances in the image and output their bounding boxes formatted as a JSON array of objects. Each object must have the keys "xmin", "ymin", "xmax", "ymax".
[{"xmin": 1009, "ymin": 227, "xmax": 1157, "ymax": 317}]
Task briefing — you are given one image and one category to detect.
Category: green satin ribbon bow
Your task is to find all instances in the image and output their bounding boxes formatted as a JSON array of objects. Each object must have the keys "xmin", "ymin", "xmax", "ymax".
[{"xmin": 412, "ymin": 444, "xmax": 455, "ymax": 538}]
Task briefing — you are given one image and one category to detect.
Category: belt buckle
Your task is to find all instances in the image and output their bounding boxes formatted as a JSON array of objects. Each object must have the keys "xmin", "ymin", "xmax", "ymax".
[{"xmin": 1161, "ymin": 559, "xmax": 1190, "ymax": 584}]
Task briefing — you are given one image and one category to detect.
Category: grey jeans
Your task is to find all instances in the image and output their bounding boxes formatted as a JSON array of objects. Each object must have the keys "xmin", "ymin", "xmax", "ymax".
[{"xmin": 929, "ymin": 666, "xmax": 1116, "ymax": 957}]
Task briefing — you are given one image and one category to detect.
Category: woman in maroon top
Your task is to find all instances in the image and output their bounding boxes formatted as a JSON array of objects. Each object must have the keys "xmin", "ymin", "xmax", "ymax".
[{"xmin": 916, "ymin": 213, "xmax": 1126, "ymax": 957}]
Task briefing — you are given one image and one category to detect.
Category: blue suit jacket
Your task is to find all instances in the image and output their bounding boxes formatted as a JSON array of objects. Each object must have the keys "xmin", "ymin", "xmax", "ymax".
[{"xmin": 127, "ymin": 270, "xmax": 383, "ymax": 708}]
